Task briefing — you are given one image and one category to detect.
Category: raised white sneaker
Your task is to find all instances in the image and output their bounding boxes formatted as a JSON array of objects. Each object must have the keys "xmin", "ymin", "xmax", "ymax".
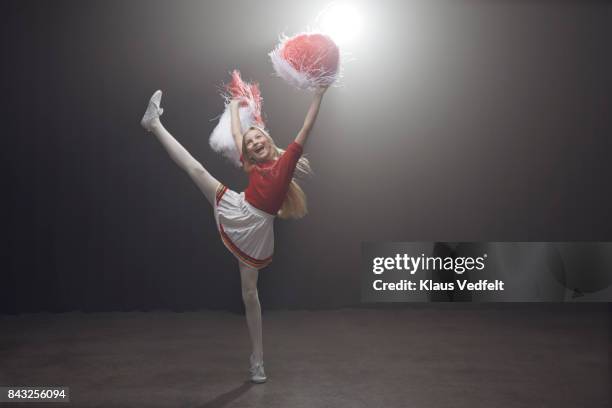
[
  {"xmin": 140, "ymin": 90, "xmax": 164, "ymax": 131},
  {"xmin": 249, "ymin": 355, "xmax": 267, "ymax": 383}
]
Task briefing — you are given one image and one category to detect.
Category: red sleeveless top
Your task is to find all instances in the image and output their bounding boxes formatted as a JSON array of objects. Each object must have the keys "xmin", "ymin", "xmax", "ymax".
[{"xmin": 240, "ymin": 142, "xmax": 304, "ymax": 215}]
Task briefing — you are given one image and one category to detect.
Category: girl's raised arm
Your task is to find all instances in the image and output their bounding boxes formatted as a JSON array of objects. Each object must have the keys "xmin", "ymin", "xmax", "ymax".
[
  {"xmin": 294, "ymin": 86, "xmax": 328, "ymax": 147},
  {"xmin": 230, "ymin": 99, "xmax": 244, "ymax": 156}
]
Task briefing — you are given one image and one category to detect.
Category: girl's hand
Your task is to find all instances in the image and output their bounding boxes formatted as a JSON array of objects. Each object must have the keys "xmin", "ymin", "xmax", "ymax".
[
  {"xmin": 315, "ymin": 85, "xmax": 329, "ymax": 96},
  {"xmin": 230, "ymin": 98, "xmax": 249, "ymax": 108}
]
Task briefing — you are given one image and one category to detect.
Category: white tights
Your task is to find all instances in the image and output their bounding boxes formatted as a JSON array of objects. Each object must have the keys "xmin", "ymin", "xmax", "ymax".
[{"xmin": 239, "ymin": 262, "xmax": 263, "ymax": 364}]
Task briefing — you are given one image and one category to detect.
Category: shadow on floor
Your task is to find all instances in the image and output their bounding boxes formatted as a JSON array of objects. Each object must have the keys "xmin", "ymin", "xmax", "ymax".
[{"xmin": 198, "ymin": 382, "xmax": 255, "ymax": 408}]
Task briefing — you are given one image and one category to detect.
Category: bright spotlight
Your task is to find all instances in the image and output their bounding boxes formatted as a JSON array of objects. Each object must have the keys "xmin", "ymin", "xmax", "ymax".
[{"xmin": 316, "ymin": 3, "xmax": 363, "ymax": 45}]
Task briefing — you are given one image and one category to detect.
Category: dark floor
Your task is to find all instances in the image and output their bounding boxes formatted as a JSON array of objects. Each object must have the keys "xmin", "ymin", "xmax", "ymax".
[{"xmin": 1, "ymin": 305, "xmax": 610, "ymax": 407}]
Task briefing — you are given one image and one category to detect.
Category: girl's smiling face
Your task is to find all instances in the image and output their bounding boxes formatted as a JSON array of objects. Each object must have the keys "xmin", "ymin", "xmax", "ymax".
[{"xmin": 244, "ymin": 128, "xmax": 275, "ymax": 162}]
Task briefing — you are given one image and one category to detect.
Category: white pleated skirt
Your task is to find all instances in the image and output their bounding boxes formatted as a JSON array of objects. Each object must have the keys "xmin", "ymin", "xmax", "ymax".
[{"xmin": 213, "ymin": 184, "xmax": 275, "ymax": 269}]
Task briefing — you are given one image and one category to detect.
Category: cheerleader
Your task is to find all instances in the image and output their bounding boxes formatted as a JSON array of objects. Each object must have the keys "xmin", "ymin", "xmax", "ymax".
[{"xmin": 140, "ymin": 85, "xmax": 328, "ymax": 383}]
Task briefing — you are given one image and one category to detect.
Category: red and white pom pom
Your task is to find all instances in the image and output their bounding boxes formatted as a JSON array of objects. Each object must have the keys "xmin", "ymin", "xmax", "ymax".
[
  {"xmin": 269, "ymin": 33, "xmax": 340, "ymax": 90},
  {"xmin": 210, "ymin": 70, "xmax": 265, "ymax": 167}
]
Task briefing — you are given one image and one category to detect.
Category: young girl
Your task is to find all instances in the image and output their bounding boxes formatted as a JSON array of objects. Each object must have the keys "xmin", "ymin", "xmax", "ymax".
[{"xmin": 140, "ymin": 85, "xmax": 328, "ymax": 383}]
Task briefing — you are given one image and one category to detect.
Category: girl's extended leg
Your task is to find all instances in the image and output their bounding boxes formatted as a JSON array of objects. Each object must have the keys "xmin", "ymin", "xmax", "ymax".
[
  {"xmin": 142, "ymin": 90, "xmax": 220, "ymax": 206},
  {"xmin": 150, "ymin": 120, "xmax": 220, "ymax": 205},
  {"xmin": 238, "ymin": 261, "xmax": 263, "ymax": 364}
]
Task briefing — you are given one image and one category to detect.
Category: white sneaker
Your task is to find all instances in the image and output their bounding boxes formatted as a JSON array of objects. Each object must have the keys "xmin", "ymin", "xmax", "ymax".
[
  {"xmin": 249, "ymin": 355, "xmax": 267, "ymax": 383},
  {"xmin": 140, "ymin": 90, "xmax": 164, "ymax": 131}
]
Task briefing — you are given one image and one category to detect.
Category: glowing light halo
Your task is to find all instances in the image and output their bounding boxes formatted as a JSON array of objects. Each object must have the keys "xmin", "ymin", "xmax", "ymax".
[{"xmin": 315, "ymin": 2, "xmax": 363, "ymax": 46}]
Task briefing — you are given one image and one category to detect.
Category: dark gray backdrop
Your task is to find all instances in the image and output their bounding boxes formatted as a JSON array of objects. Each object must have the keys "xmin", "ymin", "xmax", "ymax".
[{"xmin": 2, "ymin": 0, "xmax": 611, "ymax": 312}]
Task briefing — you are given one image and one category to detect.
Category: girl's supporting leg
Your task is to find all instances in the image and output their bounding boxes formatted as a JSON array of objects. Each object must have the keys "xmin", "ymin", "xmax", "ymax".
[{"xmin": 238, "ymin": 261, "xmax": 263, "ymax": 363}]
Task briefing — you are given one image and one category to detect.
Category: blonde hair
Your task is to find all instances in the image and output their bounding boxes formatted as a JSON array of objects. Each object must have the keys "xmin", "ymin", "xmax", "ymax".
[{"xmin": 242, "ymin": 126, "xmax": 312, "ymax": 219}]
